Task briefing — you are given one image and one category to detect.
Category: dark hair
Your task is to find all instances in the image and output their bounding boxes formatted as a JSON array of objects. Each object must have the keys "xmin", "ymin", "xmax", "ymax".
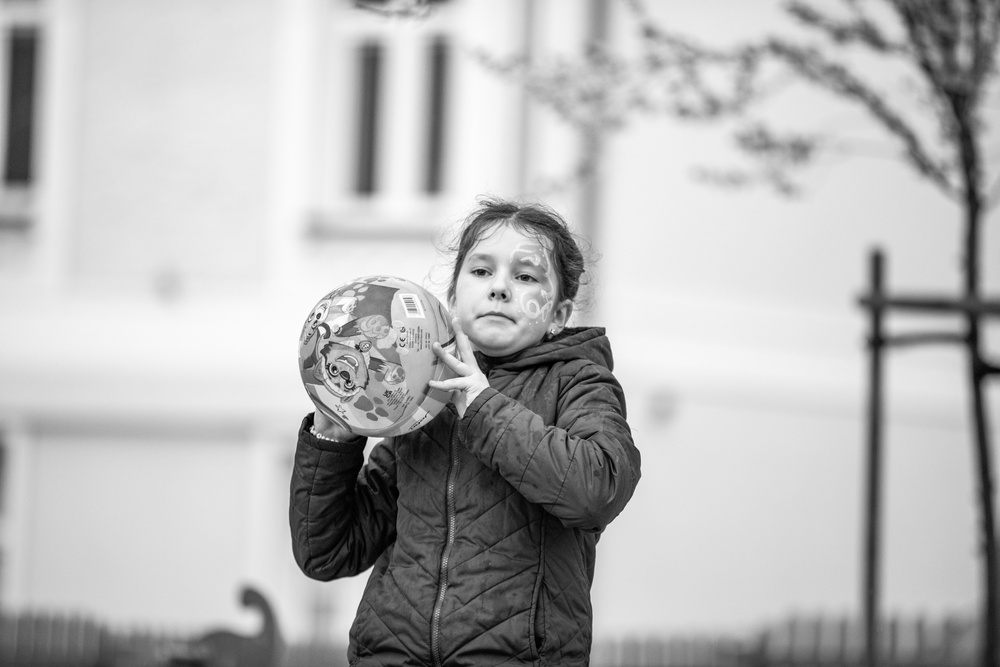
[{"xmin": 447, "ymin": 197, "xmax": 587, "ymax": 305}]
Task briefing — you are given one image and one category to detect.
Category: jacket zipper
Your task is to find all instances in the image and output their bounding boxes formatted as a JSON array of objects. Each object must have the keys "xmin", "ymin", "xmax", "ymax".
[{"xmin": 430, "ymin": 425, "xmax": 460, "ymax": 667}]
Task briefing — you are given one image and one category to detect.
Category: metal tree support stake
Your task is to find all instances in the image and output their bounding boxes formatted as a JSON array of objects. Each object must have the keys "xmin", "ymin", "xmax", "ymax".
[
  {"xmin": 858, "ymin": 248, "xmax": 1000, "ymax": 667},
  {"xmin": 862, "ymin": 249, "xmax": 886, "ymax": 667}
]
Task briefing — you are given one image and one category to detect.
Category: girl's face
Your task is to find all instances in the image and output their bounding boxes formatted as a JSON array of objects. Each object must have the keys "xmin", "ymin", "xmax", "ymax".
[{"xmin": 450, "ymin": 223, "xmax": 573, "ymax": 357}]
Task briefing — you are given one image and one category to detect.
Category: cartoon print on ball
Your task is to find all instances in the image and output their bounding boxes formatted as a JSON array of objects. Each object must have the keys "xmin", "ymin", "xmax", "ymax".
[
  {"xmin": 317, "ymin": 341, "xmax": 369, "ymax": 400},
  {"xmin": 300, "ymin": 295, "xmax": 360, "ymax": 347},
  {"xmin": 328, "ymin": 282, "xmax": 405, "ymax": 364},
  {"xmin": 300, "ymin": 298, "xmax": 331, "ymax": 346}
]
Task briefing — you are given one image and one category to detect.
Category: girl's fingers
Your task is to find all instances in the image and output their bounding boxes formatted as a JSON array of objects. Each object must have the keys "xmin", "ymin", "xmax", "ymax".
[
  {"xmin": 429, "ymin": 375, "xmax": 477, "ymax": 393},
  {"xmin": 433, "ymin": 341, "xmax": 468, "ymax": 375},
  {"xmin": 428, "ymin": 378, "xmax": 461, "ymax": 391},
  {"xmin": 431, "ymin": 320, "xmax": 487, "ymax": 416},
  {"xmin": 451, "ymin": 318, "xmax": 476, "ymax": 364},
  {"xmin": 456, "ymin": 333, "xmax": 476, "ymax": 364}
]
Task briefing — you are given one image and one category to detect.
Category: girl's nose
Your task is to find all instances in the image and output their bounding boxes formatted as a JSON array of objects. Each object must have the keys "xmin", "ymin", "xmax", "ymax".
[{"xmin": 489, "ymin": 278, "xmax": 510, "ymax": 302}]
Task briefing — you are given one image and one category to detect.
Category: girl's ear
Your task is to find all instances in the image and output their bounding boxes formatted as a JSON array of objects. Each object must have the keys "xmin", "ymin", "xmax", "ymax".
[{"xmin": 550, "ymin": 300, "xmax": 574, "ymax": 335}]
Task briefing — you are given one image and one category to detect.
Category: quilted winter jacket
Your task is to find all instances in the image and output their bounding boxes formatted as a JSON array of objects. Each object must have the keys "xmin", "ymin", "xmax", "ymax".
[{"xmin": 289, "ymin": 327, "xmax": 640, "ymax": 666}]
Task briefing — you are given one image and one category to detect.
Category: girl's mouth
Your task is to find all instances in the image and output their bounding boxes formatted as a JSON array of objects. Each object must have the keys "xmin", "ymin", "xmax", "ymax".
[{"xmin": 480, "ymin": 312, "xmax": 514, "ymax": 322}]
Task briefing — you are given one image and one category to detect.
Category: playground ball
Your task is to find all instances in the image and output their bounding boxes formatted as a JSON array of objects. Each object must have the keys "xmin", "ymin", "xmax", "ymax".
[{"xmin": 299, "ymin": 275, "xmax": 456, "ymax": 437}]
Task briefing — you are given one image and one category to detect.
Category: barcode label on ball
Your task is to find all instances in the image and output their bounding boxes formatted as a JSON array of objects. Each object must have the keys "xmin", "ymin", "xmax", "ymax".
[{"xmin": 400, "ymin": 294, "xmax": 425, "ymax": 318}]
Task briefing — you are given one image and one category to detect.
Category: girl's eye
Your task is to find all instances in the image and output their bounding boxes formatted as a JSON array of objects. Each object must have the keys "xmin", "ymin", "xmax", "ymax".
[
  {"xmin": 517, "ymin": 274, "xmax": 539, "ymax": 283},
  {"xmin": 471, "ymin": 268, "xmax": 490, "ymax": 277}
]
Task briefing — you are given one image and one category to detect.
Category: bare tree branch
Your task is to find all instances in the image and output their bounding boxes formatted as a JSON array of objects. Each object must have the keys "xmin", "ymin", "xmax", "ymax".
[
  {"xmin": 693, "ymin": 122, "xmax": 822, "ymax": 195},
  {"xmin": 478, "ymin": 0, "xmax": 992, "ymax": 206},
  {"xmin": 468, "ymin": 45, "xmax": 638, "ymax": 132},
  {"xmin": 623, "ymin": 0, "xmax": 958, "ymax": 194},
  {"xmin": 353, "ymin": 0, "xmax": 434, "ymax": 19},
  {"xmin": 756, "ymin": 38, "xmax": 957, "ymax": 193},
  {"xmin": 785, "ymin": 0, "xmax": 908, "ymax": 54}
]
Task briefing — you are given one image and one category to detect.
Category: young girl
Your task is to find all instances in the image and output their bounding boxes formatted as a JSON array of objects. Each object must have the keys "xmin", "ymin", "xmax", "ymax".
[{"xmin": 289, "ymin": 197, "xmax": 641, "ymax": 666}]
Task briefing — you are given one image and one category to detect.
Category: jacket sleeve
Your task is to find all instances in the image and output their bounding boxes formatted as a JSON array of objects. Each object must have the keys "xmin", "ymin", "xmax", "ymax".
[
  {"xmin": 289, "ymin": 413, "xmax": 399, "ymax": 580},
  {"xmin": 458, "ymin": 361, "xmax": 640, "ymax": 532}
]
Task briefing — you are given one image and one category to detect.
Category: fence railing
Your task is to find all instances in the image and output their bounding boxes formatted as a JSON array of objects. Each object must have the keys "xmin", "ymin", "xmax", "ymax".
[
  {"xmin": 1, "ymin": 585, "xmax": 281, "ymax": 667},
  {"xmin": 590, "ymin": 614, "xmax": 981, "ymax": 667},
  {"xmin": 1, "ymin": 605, "xmax": 981, "ymax": 667},
  {"xmin": 1, "ymin": 612, "xmax": 105, "ymax": 666}
]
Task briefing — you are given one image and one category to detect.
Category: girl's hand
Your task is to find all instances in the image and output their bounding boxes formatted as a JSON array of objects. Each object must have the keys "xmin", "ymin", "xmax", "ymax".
[
  {"xmin": 429, "ymin": 319, "xmax": 489, "ymax": 418},
  {"xmin": 313, "ymin": 409, "xmax": 359, "ymax": 442}
]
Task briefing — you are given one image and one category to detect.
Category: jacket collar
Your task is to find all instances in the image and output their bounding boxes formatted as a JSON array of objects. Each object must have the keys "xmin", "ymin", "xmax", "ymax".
[{"xmin": 474, "ymin": 326, "xmax": 613, "ymax": 374}]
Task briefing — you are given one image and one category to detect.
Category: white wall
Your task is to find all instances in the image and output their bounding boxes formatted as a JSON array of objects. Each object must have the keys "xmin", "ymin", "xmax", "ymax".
[{"xmin": 0, "ymin": 0, "xmax": 997, "ymax": 648}]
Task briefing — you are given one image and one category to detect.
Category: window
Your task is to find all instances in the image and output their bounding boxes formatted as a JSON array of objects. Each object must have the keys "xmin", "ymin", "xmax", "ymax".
[
  {"xmin": 3, "ymin": 26, "xmax": 37, "ymax": 188},
  {"xmin": 311, "ymin": 4, "xmax": 457, "ymax": 237},
  {"xmin": 348, "ymin": 35, "xmax": 451, "ymax": 199},
  {"xmin": 354, "ymin": 41, "xmax": 382, "ymax": 196},
  {"xmin": 0, "ymin": 2, "xmax": 43, "ymax": 235},
  {"xmin": 423, "ymin": 36, "xmax": 448, "ymax": 195}
]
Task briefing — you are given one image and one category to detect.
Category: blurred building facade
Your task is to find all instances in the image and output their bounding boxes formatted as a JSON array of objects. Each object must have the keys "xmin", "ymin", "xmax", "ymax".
[{"xmin": 0, "ymin": 0, "xmax": 996, "ymax": 647}]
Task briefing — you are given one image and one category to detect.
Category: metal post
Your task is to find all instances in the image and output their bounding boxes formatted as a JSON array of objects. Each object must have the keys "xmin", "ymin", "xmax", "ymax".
[
  {"xmin": 515, "ymin": 0, "xmax": 536, "ymax": 196},
  {"xmin": 577, "ymin": 0, "xmax": 609, "ymax": 326},
  {"xmin": 863, "ymin": 248, "xmax": 886, "ymax": 667}
]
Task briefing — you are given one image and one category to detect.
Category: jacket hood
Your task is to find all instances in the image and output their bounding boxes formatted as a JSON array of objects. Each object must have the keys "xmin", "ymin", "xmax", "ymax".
[{"xmin": 475, "ymin": 326, "xmax": 613, "ymax": 374}]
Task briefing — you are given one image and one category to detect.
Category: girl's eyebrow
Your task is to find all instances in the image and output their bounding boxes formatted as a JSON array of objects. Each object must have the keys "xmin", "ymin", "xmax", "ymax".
[
  {"xmin": 466, "ymin": 253, "xmax": 496, "ymax": 264},
  {"xmin": 511, "ymin": 249, "xmax": 550, "ymax": 270},
  {"xmin": 516, "ymin": 255, "xmax": 546, "ymax": 268}
]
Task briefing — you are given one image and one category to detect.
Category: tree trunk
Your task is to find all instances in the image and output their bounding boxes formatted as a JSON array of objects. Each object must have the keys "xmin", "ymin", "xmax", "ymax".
[
  {"xmin": 954, "ymin": 97, "xmax": 998, "ymax": 667},
  {"xmin": 970, "ymin": 356, "xmax": 998, "ymax": 667}
]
